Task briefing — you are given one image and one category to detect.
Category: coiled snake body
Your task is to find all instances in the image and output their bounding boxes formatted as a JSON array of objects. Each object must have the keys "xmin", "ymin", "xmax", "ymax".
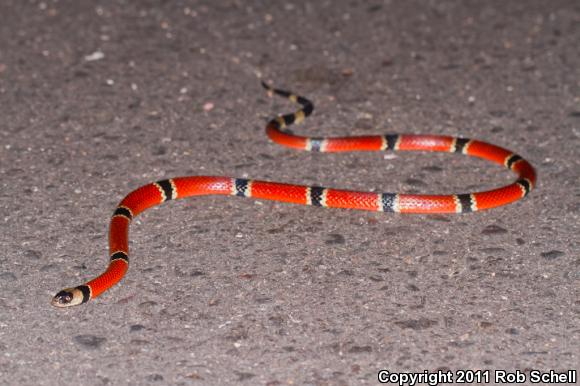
[{"xmin": 52, "ymin": 82, "xmax": 536, "ymax": 307}]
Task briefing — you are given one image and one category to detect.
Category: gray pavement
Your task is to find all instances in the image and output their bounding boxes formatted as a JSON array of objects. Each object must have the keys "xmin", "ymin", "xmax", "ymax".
[{"xmin": 0, "ymin": 1, "xmax": 579, "ymax": 385}]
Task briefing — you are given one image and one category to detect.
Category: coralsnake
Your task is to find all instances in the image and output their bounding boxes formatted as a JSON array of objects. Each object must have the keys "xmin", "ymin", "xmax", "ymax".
[{"xmin": 52, "ymin": 82, "xmax": 536, "ymax": 307}]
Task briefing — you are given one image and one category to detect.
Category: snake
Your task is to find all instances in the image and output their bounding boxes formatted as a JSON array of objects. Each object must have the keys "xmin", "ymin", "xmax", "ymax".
[{"xmin": 52, "ymin": 81, "xmax": 536, "ymax": 307}]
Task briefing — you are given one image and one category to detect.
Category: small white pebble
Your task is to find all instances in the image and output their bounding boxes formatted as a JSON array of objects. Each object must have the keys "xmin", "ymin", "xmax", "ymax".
[
  {"xmin": 235, "ymin": 233, "xmax": 243, "ymax": 238},
  {"xmin": 84, "ymin": 51, "xmax": 105, "ymax": 62},
  {"xmin": 180, "ymin": 87, "xmax": 188, "ymax": 94},
  {"xmin": 131, "ymin": 83, "xmax": 138, "ymax": 91},
  {"xmin": 106, "ymin": 79, "xmax": 114, "ymax": 86},
  {"xmin": 468, "ymin": 96, "xmax": 476, "ymax": 103},
  {"xmin": 203, "ymin": 102, "xmax": 214, "ymax": 111}
]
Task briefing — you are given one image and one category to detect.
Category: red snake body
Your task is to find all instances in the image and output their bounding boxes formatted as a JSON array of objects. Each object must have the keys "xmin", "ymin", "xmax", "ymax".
[{"xmin": 52, "ymin": 82, "xmax": 536, "ymax": 307}]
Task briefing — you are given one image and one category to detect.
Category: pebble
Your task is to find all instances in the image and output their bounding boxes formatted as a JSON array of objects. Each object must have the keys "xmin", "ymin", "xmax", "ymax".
[{"xmin": 84, "ymin": 51, "xmax": 105, "ymax": 62}]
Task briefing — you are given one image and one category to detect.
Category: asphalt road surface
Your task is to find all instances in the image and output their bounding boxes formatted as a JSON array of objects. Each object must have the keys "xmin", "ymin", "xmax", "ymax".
[{"xmin": 0, "ymin": 1, "xmax": 578, "ymax": 385}]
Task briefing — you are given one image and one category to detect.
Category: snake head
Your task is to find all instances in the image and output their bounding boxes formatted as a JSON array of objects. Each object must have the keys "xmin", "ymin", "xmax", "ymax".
[{"xmin": 51, "ymin": 287, "xmax": 86, "ymax": 308}]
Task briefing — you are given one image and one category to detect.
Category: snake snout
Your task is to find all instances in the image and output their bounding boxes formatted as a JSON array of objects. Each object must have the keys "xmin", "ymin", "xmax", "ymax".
[{"xmin": 51, "ymin": 288, "xmax": 82, "ymax": 308}]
